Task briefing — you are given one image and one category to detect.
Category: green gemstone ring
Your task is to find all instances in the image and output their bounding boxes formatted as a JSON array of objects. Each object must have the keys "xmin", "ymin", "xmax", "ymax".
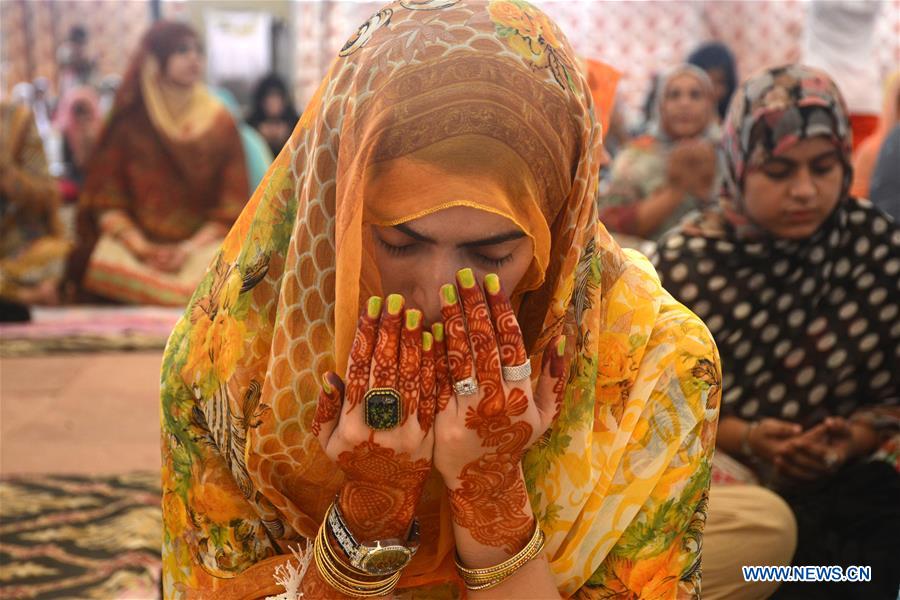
[{"xmin": 364, "ymin": 388, "xmax": 403, "ymax": 431}]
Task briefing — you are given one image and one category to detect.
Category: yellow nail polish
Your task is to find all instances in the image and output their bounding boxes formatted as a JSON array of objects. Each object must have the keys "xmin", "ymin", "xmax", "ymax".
[
  {"xmin": 484, "ymin": 273, "xmax": 501, "ymax": 295},
  {"xmin": 366, "ymin": 296, "xmax": 383, "ymax": 318},
  {"xmin": 432, "ymin": 322, "xmax": 444, "ymax": 342},
  {"xmin": 406, "ymin": 309, "xmax": 422, "ymax": 330},
  {"xmin": 322, "ymin": 373, "xmax": 333, "ymax": 394},
  {"xmin": 440, "ymin": 284, "xmax": 458, "ymax": 305},
  {"xmin": 457, "ymin": 268, "xmax": 475, "ymax": 288},
  {"xmin": 556, "ymin": 336, "xmax": 566, "ymax": 357},
  {"xmin": 422, "ymin": 331, "xmax": 433, "ymax": 352},
  {"xmin": 387, "ymin": 293, "xmax": 404, "ymax": 315}
]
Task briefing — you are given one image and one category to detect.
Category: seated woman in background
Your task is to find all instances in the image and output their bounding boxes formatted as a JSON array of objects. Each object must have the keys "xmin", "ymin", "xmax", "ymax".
[
  {"xmin": 0, "ymin": 101, "xmax": 70, "ymax": 312},
  {"xmin": 653, "ymin": 64, "xmax": 900, "ymax": 600},
  {"xmin": 599, "ymin": 65, "xmax": 721, "ymax": 242},
  {"xmin": 247, "ymin": 73, "xmax": 300, "ymax": 156},
  {"xmin": 67, "ymin": 20, "xmax": 248, "ymax": 306},
  {"xmin": 54, "ymin": 86, "xmax": 101, "ymax": 204},
  {"xmin": 160, "ymin": 2, "xmax": 720, "ymax": 597},
  {"xmin": 687, "ymin": 41, "xmax": 737, "ymax": 123}
]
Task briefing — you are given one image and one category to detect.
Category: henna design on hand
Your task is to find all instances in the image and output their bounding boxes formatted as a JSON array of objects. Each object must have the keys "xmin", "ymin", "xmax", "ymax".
[
  {"xmin": 337, "ymin": 438, "xmax": 431, "ymax": 540},
  {"xmin": 398, "ymin": 310, "xmax": 423, "ymax": 426},
  {"xmin": 485, "ymin": 273, "xmax": 528, "ymax": 368},
  {"xmin": 370, "ymin": 294, "xmax": 404, "ymax": 389},
  {"xmin": 418, "ymin": 331, "xmax": 436, "ymax": 434},
  {"xmin": 312, "ymin": 372, "xmax": 344, "ymax": 436},
  {"xmin": 545, "ymin": 335, "xmax": 567, "ymax": 419},
  {"xmin": 432, "ymin": 323, "xmax": 452, "ymax": 415},
  {"xmin": 345, "ymin": 297, "xmax": 381, "ymax": 411},
  {"xmin": 444, "ymin": 270, "xmax": 535, "ymax": 553},
  {"xmin": 440, "ymin": 284, "xmax": 473, "ymax": 383}
]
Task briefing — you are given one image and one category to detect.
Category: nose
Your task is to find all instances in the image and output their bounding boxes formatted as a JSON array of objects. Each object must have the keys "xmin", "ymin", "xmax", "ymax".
[
  {"xmin": 409, "ymin": 261, "xmax": 463, "ymax": 326},
  {"xmin": 790, "ymin": 166, "xmax": 816, "ymax": 203}
]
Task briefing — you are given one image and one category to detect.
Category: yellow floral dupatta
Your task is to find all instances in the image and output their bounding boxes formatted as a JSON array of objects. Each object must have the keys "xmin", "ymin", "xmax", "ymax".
[{"xmin": 160, "ymin": 1, "xmax": 720, "ymax": 598}]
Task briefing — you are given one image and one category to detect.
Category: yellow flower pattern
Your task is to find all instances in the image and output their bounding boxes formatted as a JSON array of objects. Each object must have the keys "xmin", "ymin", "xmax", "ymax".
[{"xmin": 488, "ymin": 0, "xmax": 576, "ymax": 91}]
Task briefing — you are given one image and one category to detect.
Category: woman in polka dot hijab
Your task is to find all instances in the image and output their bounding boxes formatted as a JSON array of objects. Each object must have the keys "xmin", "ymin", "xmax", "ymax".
[{"xmin": 653, "ymin": 64, "xmax": 900, "ymax": 600}]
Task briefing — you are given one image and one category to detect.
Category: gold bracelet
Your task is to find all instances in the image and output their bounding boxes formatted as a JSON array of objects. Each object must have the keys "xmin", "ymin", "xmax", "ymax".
[
  {"xmin": 455, "ymin": 520, "xmax": 546, "ymax": 591},
  {"xmin": 315, "ymin": 540, "xmax": 398, "ymax": 596},
  {"xmin": 314, "ymin": 521, "xmax": 401, "ymax": 597},
  {"xmin": 456, "ymin": 521, "xmax": 543, "ymax": 579}
]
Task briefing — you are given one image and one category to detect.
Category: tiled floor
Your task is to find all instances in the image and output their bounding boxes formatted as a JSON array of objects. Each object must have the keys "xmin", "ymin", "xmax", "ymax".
[{"xmin": 0, "ymin": 351, "xmax": 163, "ymax": 475}]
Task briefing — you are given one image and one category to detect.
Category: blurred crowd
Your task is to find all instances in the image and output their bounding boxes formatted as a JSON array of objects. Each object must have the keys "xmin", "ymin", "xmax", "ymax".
[
  {"xmin": 1, "ymin": 23, "xmax": 300, "ymax": 313},
  {"xmin": 3, "ymin": 15, "xmax": 897, "ymax": 317}
]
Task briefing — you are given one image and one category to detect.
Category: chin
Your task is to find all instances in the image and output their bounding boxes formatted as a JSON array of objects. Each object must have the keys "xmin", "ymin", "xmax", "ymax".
[{"xmin": 774, "ymin": 221, "xmax": 824, "ymax": 240}]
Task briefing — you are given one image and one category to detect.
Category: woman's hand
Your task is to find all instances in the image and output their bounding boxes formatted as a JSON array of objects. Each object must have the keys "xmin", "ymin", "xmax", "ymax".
[
  {"xmin": 314, "ymin": 294, "xmax": 440, "ymax": 540},
  {"xmin": 775, "ymin": 417, "xmax": 879, "ymax": 481},
  {"xmin": 667, "ymin": 138, "xmax": 716, "ymax": 199},
  {"xmin": 147, "ymin": 243, "xmax": 189, "ymax": 273},
  {"xmin": 746, "ymin": 417, "xmax": 802, "ymax": 464},
  {"xmin": 434, "ymin": 269, "xmax": 566, "ymax": 558}
]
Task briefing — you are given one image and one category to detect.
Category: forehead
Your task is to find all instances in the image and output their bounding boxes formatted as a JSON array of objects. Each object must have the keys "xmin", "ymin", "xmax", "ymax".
[
  {"xmin": 666, "ymin": 73, "xmax": 704, "ymax": 91},
  {"xmin": 769, "ymin": 135, "xmax": 837, "ymax": 162},
  {"xmin": 395, "ymin": 206, "xmax": 522, "ymax": 238}
]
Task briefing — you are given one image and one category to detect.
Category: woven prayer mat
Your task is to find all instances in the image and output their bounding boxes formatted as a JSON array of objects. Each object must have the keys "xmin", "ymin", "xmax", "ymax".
[
  {"xmin": 0, "ymin": 472, "xmax": 162, "ymax": 599},
  {"xmin": 0, "ymin": 307, "xmax": 181, "ymax": 358}
]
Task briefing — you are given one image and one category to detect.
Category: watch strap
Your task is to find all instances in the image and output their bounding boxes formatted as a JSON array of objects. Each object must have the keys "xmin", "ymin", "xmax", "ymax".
[{"xmin": 327, "ymin": 499, "xmax": 420, "ymax": 569}]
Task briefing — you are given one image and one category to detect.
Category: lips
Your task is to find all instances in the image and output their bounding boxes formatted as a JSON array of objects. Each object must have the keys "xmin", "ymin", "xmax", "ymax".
[{"xmin": 786, "ymin": 210, "xmax": 818, "ymax": 222}]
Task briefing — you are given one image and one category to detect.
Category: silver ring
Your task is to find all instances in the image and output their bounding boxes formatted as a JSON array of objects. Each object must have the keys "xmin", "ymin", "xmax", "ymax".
[
  {"xmin": 453, "ymin": 377, "xmax": 479, "ymax": 396},
  {"xmin": 501, "ymin": 359, "xmax": 532, "ymax": 382},
  {"xmin": 824, "ymin": 451, "xmax": 839, "ymax": 469}
]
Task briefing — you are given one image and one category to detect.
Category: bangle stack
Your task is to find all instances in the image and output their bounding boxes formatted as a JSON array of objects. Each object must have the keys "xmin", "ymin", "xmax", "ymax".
[
  {"xmin": 314, "ymin": 511, "xmax": 402, "ymax": 597},
  {"xmin": 455, "ymin": 520, "xmax": 546, "ymax": 591}
]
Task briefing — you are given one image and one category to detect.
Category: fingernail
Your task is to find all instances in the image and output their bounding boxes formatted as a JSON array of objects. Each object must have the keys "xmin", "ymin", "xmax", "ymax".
[
  {"xmin": 322, "ymin": 373, "xmax": 333, "ymax": 394},
  {"xmin": 366, "ymin": 296, "xmax": 383, "ymax": 318},
  {"xmin": 440, "ymin": 284, "xmax": 457, "ymax": 305},
  {"xmin": 422, "ymin": 331, "xmax": 433, "ymax": 351},
  {"xmin": 457, "ymin": 268, "xmax": 475, "ymax": 288},
  {"xmin": 484, "ymin": 273, "xmax": 501, "ymax": 295},
  {"xmin": 386, "ymin": 293, "xmax": 404, "ymax": 315},
  {"xmin": 405, "ymin": 309, "xmax": 422, "ymax": 330},
  {"xmin": 431, "ymin": 322, "xmax": 444, "ymax": 342}
]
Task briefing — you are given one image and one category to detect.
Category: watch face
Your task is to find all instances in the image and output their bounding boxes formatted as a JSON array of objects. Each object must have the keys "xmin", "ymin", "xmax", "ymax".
[{"xmin": 360, "ymin": 546, "xmax": 412, "ymax": 576}]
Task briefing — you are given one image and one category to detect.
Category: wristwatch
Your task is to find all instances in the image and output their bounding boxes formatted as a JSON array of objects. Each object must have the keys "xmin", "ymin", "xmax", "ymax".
[{"xmin": 327, "ymin": 499, "xmax": 420, "ymax": 576}]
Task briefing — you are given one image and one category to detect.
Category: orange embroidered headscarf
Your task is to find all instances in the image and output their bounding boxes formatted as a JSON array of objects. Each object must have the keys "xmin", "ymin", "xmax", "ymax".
[{"xmin": 162, "ymin": 2, "xmax": 719, "ymax": 598}]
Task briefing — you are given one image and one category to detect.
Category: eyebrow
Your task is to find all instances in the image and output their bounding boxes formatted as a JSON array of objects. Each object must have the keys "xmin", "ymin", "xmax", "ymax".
[{"xmin": 393, "ymin": 223, "xmax": 526, "ymax": 248}]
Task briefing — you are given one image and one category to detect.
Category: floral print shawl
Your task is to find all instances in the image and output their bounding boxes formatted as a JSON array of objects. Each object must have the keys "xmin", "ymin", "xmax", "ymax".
[{"xmin": 160, "ymin": 2, "xmax": 720, "ymax": 598}]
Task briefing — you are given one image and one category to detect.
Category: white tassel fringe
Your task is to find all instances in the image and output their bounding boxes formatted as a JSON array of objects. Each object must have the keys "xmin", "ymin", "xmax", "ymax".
[{"xmin": 265, "ymin": 542, "xmax": 313, "ymax": 600}]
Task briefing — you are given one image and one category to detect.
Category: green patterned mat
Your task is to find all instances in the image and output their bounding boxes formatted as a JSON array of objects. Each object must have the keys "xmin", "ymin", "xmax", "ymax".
[{"xmin": 0, "ymin": 472, "xmax": 161, "ymax": 599}]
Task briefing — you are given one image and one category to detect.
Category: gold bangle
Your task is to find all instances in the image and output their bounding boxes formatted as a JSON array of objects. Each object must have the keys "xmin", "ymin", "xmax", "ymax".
[
  {"xmin": 315, "ymin": 542, "xmax": 398, "ymax": 596},
  {"xmin": 314, "ymin": 521, "xmax": 401, "ymax": 597},
  {"xmin": 455, "ymin": 520, "xmax": 546, "ymax": 591},
  {"xmin": 456, "ymin": 521, "xmax": 543, "ymax": 578}
]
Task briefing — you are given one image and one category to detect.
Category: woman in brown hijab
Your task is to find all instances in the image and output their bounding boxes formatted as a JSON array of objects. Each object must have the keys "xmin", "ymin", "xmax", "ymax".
[{"xmin": 69, "ymin": 21, "xmax": 248, "ymax": 305}]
